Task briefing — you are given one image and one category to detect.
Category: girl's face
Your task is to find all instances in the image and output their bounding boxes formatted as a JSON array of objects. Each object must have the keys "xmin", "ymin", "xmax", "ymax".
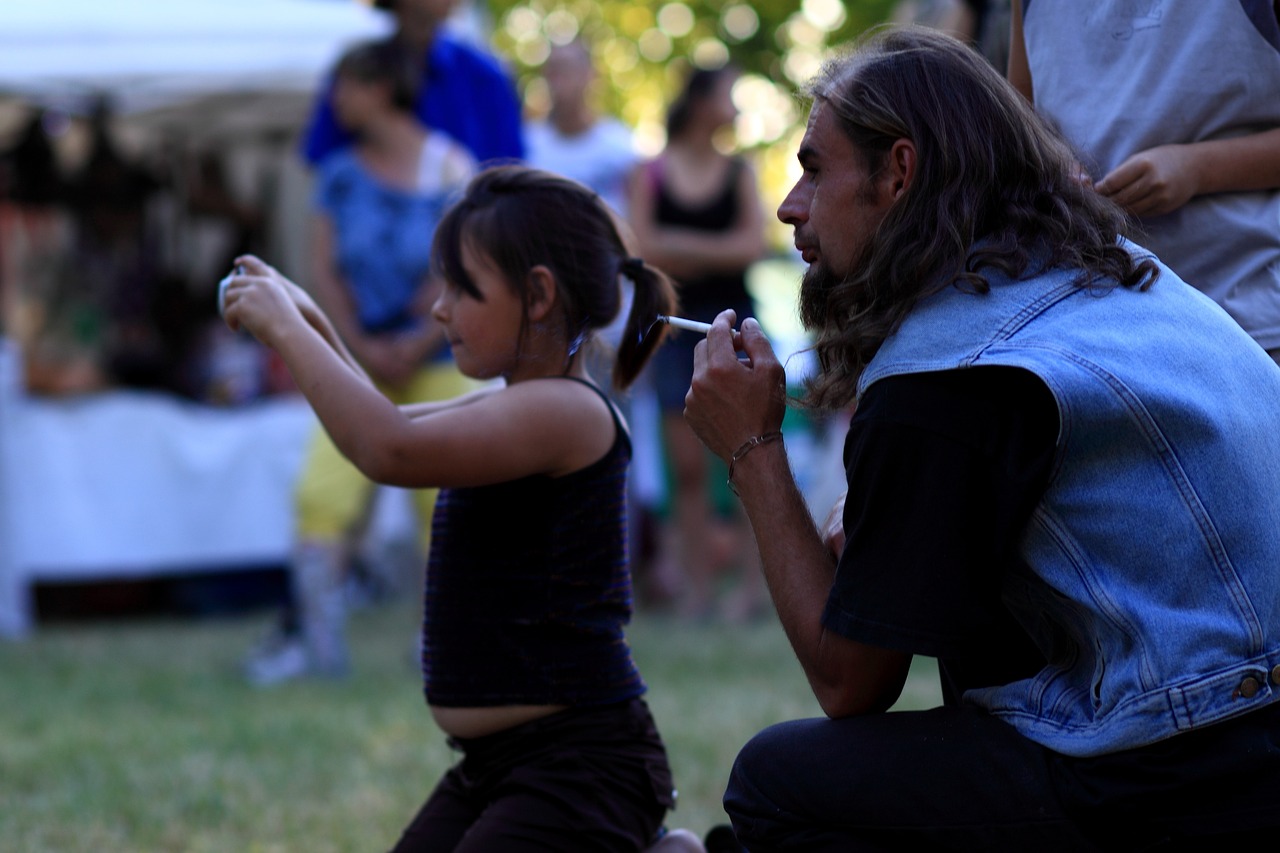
[
  {"xmin": 332, "ymin": 74, "xmax": 389, "ymax": 131},
  {"xmin": 432, "ymin": 240, "xmax": 526, "ymax": 381},
  {"xmin": 701, "ymin": 71, "xmax": 739, "ymax": 130}
]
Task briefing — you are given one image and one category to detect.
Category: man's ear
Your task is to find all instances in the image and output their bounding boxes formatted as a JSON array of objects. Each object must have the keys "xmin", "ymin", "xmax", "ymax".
[
  {"xmin": 887, "ymin": 138, "xmax": 917, "ymax": 200},
  {"xmin": 525, "ymin": 265, "xmax": 558, "ymax": 323}
]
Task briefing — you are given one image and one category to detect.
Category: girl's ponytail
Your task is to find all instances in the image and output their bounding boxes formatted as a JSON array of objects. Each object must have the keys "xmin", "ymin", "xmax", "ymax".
[{"xmin": 613, "ymin": 256, "xmax": 677, "ymax": 390}]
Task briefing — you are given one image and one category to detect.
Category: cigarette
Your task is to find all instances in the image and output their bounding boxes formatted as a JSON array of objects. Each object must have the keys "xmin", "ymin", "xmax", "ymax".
[{"xmin": 660, "ymin": 315, "xmax": 737, "ymax": 335}]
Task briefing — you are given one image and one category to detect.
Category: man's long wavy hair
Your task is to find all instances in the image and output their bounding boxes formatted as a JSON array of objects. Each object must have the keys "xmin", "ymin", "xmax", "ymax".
[{"xmin": 801, "ymin": 26, "xmax": 1158, "ymax": 411}]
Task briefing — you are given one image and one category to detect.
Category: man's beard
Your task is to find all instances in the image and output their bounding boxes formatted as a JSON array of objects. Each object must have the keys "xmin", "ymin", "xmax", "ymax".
[
  {"xmin": 799, "ymin": 239, "xmax": 879, "ymax": 335},
  {"xmin": 799, "ymin": 259, "xmax": 842, "ymax": 332}
]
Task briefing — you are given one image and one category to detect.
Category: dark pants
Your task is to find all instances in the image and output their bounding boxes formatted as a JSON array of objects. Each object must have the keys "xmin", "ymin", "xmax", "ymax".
[
  {"xmin": 725, "ymin": 703, "xmax": 1280, "ymax": 852},
  {"xmin": 391, "ymin": 698, "xmax": 676, "ymax": 852}
]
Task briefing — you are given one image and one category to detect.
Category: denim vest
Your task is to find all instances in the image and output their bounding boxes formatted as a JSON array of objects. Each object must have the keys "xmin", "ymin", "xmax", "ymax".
[{"xmin": 857, "ymin": 243, "xmax": 1280, "ymax": 757}]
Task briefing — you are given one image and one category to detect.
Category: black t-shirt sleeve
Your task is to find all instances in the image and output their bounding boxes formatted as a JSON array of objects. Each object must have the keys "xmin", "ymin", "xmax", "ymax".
[{"xmin": 822, "ymin": 366, "xmax": 1059, "ymax": 665}]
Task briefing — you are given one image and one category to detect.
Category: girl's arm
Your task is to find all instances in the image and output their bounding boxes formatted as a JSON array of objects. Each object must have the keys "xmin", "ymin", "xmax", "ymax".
[
  {"xmin": 398, "ymin": 383, "xmax": 499, "ymax": 419},
  {"xmin": 234, "ymin": 254, "xmax": 371, "ymax": 383},
  {"xmin": 230, "ymin": 276, "xmax": 613, "ymax": 490},
  {"xmin": 335, "ymin": 378, "xmax": 616, "ymax": 489}
]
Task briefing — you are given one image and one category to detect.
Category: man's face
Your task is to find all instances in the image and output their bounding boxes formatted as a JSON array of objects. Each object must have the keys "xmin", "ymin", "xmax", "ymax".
[
  {"xmin": 778, "ymin": 101, "xmax": 895, "ymax": 323},
  {"xmin": 543, "ymin": 44, "xmax": 593, "ymax": 109}
]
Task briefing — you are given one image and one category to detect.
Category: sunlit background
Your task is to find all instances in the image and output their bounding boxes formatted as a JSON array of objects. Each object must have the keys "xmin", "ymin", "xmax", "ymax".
[{"xmin": 488, "ymin": 0, "xmax": 894, "ymax": 245}]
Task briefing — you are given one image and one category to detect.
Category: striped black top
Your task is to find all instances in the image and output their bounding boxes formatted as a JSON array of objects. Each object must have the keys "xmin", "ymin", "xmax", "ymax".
[{"xmin": 421, "ymin": 378, "xmax": 646, "ymax": 707}]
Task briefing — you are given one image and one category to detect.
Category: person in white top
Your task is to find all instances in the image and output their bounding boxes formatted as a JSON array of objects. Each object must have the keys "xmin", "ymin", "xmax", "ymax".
[{"xmin": 526, "ymin": 39, "xmax": 639, "ymax": 216}]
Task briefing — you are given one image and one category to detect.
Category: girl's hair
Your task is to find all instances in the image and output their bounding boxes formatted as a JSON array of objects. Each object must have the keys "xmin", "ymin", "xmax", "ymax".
[
  {"xmin": 333, "ymin": 39, "xmax": 417, "ymax": 111},
  {"xmin": 431, "ymin": 165, "xmax": 677, "ymax": 389},
  {"xmin": 665, "ymin": 64, "xmax": 738, "ymax": 140}
]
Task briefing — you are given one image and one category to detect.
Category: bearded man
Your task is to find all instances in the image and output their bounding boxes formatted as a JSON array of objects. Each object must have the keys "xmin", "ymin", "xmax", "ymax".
[{"xmin": 685, "ymin": 25, "xmax": 1280, "ymax": 850}]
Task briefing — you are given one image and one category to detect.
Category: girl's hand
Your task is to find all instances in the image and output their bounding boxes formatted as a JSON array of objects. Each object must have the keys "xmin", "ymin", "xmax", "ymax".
[
  {"xmin": 221, "ymin": 262, "xmax": 306, "ymax": 346},
  {"xmin": 233, "ymin": 255, "xmax": 323, "ymax": 324}
]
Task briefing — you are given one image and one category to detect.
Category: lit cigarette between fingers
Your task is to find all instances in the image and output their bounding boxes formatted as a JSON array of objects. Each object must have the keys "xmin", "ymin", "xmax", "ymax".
[{"xmin": 660, "ymin": 315, "xmax": 739, "ymax": 336}]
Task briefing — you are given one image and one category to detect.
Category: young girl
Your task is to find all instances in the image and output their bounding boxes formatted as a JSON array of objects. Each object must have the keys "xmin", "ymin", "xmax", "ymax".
[{"xmin": 221, "ymin": 166, "xmax": 689, "ymax": 851}]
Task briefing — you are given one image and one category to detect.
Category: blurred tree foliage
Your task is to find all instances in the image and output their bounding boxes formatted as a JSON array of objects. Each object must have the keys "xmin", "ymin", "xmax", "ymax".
[{"xmin": 484, "ymin": 0, "xmax": 896, "ymax": 247}]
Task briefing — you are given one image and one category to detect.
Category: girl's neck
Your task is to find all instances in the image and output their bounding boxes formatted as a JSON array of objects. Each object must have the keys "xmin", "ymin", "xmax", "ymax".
[
  {"xmin": 505, "ymin": 336, "xmax": 591, "ymax": 386},
  {"xmin": 669, "ymin": 129, "xmax": 721, "ymax": 160},
  {"xmin": 356, "ymin": 113, "xmax": 428, "ymax": 189}
]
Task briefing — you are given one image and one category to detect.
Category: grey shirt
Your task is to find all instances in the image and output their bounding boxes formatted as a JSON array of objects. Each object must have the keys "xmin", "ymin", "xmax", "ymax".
[{"xmin": 1022, "ymin": 0, "xmax": 1280, "ymax": 349}]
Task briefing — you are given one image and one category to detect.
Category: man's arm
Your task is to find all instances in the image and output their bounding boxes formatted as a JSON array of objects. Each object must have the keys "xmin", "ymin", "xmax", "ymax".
[{"xmin": 685, "ymin": 313, "xmax": 911, "ymax": 716}]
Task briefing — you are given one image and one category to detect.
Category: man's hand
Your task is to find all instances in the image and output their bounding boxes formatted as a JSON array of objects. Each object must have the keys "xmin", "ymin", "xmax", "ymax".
[
  {"xmin": 683, "ymin": 311, "xmax": 788, "ymax": 461},
  {"xmin": 1096, "ymin": 144, "xmax": 1199, "ymax": 216}
]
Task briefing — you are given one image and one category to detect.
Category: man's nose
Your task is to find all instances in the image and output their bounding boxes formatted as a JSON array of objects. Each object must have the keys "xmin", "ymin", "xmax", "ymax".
[{"xmin": 777, "ymin": 181, "xmax": 808, "ymax": 225}]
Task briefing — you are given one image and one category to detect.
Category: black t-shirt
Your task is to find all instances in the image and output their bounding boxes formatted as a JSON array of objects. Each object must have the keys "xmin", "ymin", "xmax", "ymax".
[{"xmin": 822, "ymin": 366, "xmax": 1059, "ymax": 703}]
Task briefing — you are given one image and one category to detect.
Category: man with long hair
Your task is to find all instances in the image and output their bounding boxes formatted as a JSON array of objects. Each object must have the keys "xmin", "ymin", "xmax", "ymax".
[{"xmin": 685, "ymin": 26, "xmax": 1280, "ymax": 848}]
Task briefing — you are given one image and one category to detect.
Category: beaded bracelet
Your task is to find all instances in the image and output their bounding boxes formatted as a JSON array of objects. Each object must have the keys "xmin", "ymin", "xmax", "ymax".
[{"xmin": 727, "ymin": 431, "xmax": 784, "ymax": 495}]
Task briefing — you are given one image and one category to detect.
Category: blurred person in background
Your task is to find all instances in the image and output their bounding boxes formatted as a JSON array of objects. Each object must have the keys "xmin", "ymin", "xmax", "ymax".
[
  {"xmin": 0, "ymin": 109, "xmax": 88, "ymax": 393},
  {"xmin": 627, "ymin": 64, "xmax": 769, "ymax": 622},
  {"xmin": 526, "ymin": 37, "xmax": 639, "ymax": 217},
  {"xmin": 245, "ymin": 39, "xmax": 477, "ymax": 685},
  {"xmin": 303, "ymin": 0, "xmax": 523, "ymax": 169},
  {"xmin": 525, "ymin": 37, "xmax": 675, "ymax": 606},
  {"xmin": 1010, "ymin": 0, "xmax": 1280, "ymax": 364}
]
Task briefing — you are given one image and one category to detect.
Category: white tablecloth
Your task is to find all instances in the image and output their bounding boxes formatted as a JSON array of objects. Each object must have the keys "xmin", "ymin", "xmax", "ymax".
[{"xmin": 1, "ymin": 349, "xmax": 314, "ymax": 635}]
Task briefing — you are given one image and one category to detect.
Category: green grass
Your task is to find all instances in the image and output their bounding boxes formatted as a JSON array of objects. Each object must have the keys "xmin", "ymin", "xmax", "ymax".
[{"xmin": 0, "ymin": 599, "xmax": 941, "ymax": 851}]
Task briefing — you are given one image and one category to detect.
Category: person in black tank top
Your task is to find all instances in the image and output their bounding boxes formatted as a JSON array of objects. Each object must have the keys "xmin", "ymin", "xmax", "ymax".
[
  {"xmin": 221, "ymin": 166, "xmax": 702, "ymax": 850},
  {"xmin": 627, "ymin": 65, "xmax": 770, "ymax": 622}
]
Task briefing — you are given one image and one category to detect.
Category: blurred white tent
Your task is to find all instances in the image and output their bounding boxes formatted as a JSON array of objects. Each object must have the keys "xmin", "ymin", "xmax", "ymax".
[
  {"xmin": 0, "ymin": 1, "xmax": 397, "ymax": 638},
  {"xmin": 0, "ymin": 0, "xmax": 392, "ymax": 137}
]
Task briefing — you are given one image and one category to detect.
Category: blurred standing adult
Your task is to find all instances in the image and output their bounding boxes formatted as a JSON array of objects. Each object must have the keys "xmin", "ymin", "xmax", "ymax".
[
  {"xmin": 246, "ymin": 39, "xmax": 477, "ymax": 684},
  {"xmin": 303, "ymin": 0, "xmax": 523, "ymax": 169},
  {"xmin": 1010, "ymin": 0, "xmax": 1280, "ymax": 362},
  {"xmin": 627, "ymin": 65, "xmax": 768, "ymax": 621},
  {"xmin": 525, "ymin": 37, "xmax": 672, "ymax": 596},
  {"xmin": 526, "ymin": 38, "xmax": 639, "ymax": 216}
]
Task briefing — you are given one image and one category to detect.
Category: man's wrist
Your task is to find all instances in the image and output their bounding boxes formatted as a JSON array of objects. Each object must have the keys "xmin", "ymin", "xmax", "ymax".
[{"xmin": 727, "ymin": 431, "xmax": 785, "ymax": 496}]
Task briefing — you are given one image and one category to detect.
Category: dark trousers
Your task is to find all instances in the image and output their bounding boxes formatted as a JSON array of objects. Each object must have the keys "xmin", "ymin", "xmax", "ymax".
[
  {"xmin": 724, "ymin": 703, "xmax": 1280, "ymax": 852},
  {"xmin": 391, "ymin": 698, "xmax": 675, "ymax": 852}
]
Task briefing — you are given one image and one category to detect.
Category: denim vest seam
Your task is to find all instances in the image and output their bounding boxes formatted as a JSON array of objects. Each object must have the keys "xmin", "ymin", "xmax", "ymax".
[
  {"xmin": 1055, "ymin": 354, "xmax": 1265, "ymax": 649},
  {"xmin": 987, "ymin": 342, "xmax": 1265, "ymax": 657},
  {"xmin": 1025, "ymin": 501, "xmax": 1157, "ymax": 694}
]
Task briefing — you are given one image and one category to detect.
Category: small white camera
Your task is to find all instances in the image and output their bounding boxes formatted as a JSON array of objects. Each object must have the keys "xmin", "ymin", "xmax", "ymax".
[{"xmin": 217, "ymin": 265, "xmax": 244, "ymax": 318}]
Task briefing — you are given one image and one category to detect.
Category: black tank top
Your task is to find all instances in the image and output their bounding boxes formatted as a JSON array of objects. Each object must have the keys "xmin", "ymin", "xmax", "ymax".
[
  {"xmin": 421, "ymin": 377, "xmax": 646, "ymax": 707},
  {"xmin": 652, "ymin": 156, "xmax": 752, "ymax": 311}
]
